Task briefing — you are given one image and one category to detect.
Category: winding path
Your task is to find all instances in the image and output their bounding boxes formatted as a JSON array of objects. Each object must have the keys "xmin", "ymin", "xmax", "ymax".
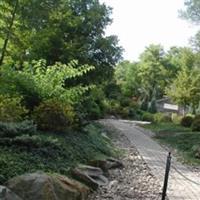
[{"xmin": 102, "ymin": 119, "xmax": 200, "ymax": 200}]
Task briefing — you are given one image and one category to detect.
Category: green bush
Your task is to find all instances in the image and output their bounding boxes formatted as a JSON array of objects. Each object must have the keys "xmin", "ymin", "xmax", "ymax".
[
  {"xmin": 76, "ymin": 87, "xmax": 106, "ymax": 121},
  {"xmin": 80, "ymin": 97, "xmax": 104, "ymax": 120},
  {"xmin": 33, "ymin": 99, "xmax": 75, "ymax": 132},
  {"xmin": 103, "ymin": 99, "xmax": 122, "ymax": 116},
  {"xmin": 192, "ymin": 145, "xmax": 200, "ymax": 159},
  {"xmin": 119, "ymin": 107, "xmax": 130, "ymax": 119},
  {"xmin": 148, "ymin": 98, "xmax": 157, "ymax": 113},
  {"xmin": 85, "ymin": 100, "xmax": 102, "ymax": 120},
  {"xmin": 154, "ymin": 113, "xmax": 171, "ymax": 123},
  {"xmin": 0, "ymin": 95, "xmax": 28, "ymax": 122},
  {"xmin": 0, "ymin": 135, "xmax": 60, "ymax": 149},
  {"xmin": 0, "ymin": 120, "xmax": 36, "ymax": 138},
  {"xmin": 192, "ymin": 119, "xmax": 200, "ymax": 131},
  {"xmin": 13, "ymin": 135, "xmax": 60, "ymax": 149},
  {"xmin": 181, "ymin": 116, "xmax": 194, "ymax": 127},
  {"xmin": 142, "ymin": 112, "xmax": 154, "ymax": 122},
  {"xmin": 171, "ymin": 113, "xmax": 182, "ymax": 124},
  {"xmin": 0, "ymin": 123, "xmax": 116, "ymax": 184},
  {"xmin": 194, "ymin": 115, "xmax": 200, "ymax": 121},
  {"xmin": 119, "ymin": 97, "xmax": 131, "ymax": 107}
]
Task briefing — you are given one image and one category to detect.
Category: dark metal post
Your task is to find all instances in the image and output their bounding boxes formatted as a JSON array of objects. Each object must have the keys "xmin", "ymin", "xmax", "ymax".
[{"xmin": 161, "ymin": 152, "xmax": 171, "ymax": 200}]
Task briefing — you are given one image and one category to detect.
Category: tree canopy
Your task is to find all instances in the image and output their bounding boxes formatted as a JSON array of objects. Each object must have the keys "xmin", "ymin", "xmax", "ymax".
[
  {"xmin": 180, "ymin": 0, "xmax": 200, "ymax": 24},
  {"xmin": 0, "ymin": 0, "xmax": 122, "ymax": 82}
]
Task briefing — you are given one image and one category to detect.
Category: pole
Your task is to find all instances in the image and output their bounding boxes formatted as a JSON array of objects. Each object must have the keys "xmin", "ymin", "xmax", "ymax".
[{"xmin": 161, "ymin": 152, "xmax": 171, "ymax": 200}]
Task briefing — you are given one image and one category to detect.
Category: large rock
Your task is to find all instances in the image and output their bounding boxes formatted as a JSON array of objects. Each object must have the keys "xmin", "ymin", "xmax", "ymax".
[
  {"xmin": 6, "ymin": 171, "xmax": 90, "ymax": 200},
  {"xmin": 0, "ymin": 185, "xmax": 22, "ymax": 200},
  {"xmin": 90, "ymin": 158, "xmax": 124, "ymax": 172},
  {"xmin": 72, "ymin": 165, "xmax": 108, "ymax": 189}
]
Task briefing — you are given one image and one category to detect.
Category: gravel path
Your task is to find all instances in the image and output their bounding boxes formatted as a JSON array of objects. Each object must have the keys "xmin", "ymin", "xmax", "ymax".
[
  {"xmin": 102, "ymin": 119, "xmax": 200, "ymax": 200},
  {"xmin": 88, "ymin": 121, "xmax": 162, "ymax": 200}
]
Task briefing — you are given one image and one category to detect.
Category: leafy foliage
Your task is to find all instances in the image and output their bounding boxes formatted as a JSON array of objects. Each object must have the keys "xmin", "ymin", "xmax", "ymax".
[
  {"xmin": 191, "ymin": 115, "xmax": 200, "ymax": 131},
  {"xmin": 181, "ymin": 116, "xmax": 194, "ymax": 127},
  {"xmin": 0, "ymin": 123, "xmax": 116, "ymax": 184},
  {"xmin": 115, "ymin": 45, "xmax": 171, "ymax": 111},
  {"xmin": 171, "ymin": 113, "xmax": 182, "ymax": 125},
  {"xmin": 192, "ymin": 119, "xmax": 200, "ymax": 131},
  {"xmin": 0, "ymin": 0, "xmax": 122, "ymax": 82},
  {"xmin": 180, "ymin": 0, "xmax": 200, "ymax": 24},
  {"xmin": 144, "ymin": 122, "xmax": 200, "ymax": 164},
  {"xmin": 78, "ymin": 87, "xmax": 106, "ymax": 120},
  {"xmin": 33, "ymin": 99, "xmax": 75, "ymax": 132},
  {"xmin": 141, "ymin": 112, "xmax": 154, "ymax": 122},
  {"xmin": 115, "ymin": 61, "xmax": 140, "ymax": 97},
  {"xmin": 153, "ymin": 113, "xmax": 171, "ymax": 123},
  {"xmin": 0, "ymin": 60, "xmax": 95, "ymax": 109},
  {"xmin": 0, "ymin": 120, "xmax": 36, "ymax": 138},
  {"xmin": 0, "ymin": 94, "xmax": 28, "ymax": 122},
  {"xmin": 166, "ymin": 67, "xmax": 200, "ymax": 110}
]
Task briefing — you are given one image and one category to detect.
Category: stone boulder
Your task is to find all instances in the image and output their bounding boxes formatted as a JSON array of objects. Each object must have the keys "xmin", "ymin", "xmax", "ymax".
[
  {"xmin": 6, "ymin": 171, "xmax": 90, "ymax": 200},
  {"xmin": 0, "ymin": 185, "xmax": 22, "ymax": 200},
  {"xmin": 72, "ymin": 165, "xmax": 108, "ymax": 189},
  {"xmin": 90, "ymin": 158, "xmax": 124, "ymax": 172}
]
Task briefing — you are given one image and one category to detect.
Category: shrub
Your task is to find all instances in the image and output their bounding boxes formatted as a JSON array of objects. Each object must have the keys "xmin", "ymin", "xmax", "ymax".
[
  {"xmin": 192, "ymin": 119, "xmax": 200, "ymax": 131},
  {"xmin": 103, "ymin": 99, "xmax": 121, "ymax": 116},
  {"xmin": 85, "ymin": 100, "xmax": 102, "ymax": 120},
  {"xmin": 13, "ymin": 135, "xmax": 60, "ymax": 149},
  {"xmin": 0, "ymin": 95, "xmax": 28, "ymax": 122},
  {"xmin": 148, "ymin": 98, "xmax": 157, "ymax": 113},
  {"xmin": 154, "ymin": 113, "xmax": 171, "ymax": 123},
  {"xmin": 119, "ymin": 107, "xmax": 130, "ymax": 118},
  {"xmin": 181, "ymin": 116, "xmax": 194, "ymax": 127},
  {"xmin": 0, "ymin": 120, "xmax": 36, "ymax": 138},
  {"xmin": 194, "ymin": 115, "xmax": 200, "ymax": 121},
  {"xmin": 0, "ymin": 135, "xmax": 60, "ymax": 149},
  {"xmin": 128, "ymin": 108, "xmax": 137, "ymax": 119},
  {"xmin": 142, "ymin": 112, "xmax": 154, "ymax": 122},
  {"xmin": 191, "ymin": 145, "xmax": 200, "ymax": 159},
  {"xmin": 76, "ymin": 87, "xmax": 106, "ymax": 121},
  {"xmin": 80, "ymin": 97, "xmax": 104, "ymax": 120},
  {"xmin": 171, "ymin": 113, "xmax": 182, "ymax": 124},
  {"xmin": 33, "ymin": 99, "xmax": 75, "ymax": 132},
  {"xmin": 119, "ymin": 97, "xmax": 131, "ymax": 107},
  {"xmin": 129, "ymin": 100, "xmax": 140, "ymax": 110}
]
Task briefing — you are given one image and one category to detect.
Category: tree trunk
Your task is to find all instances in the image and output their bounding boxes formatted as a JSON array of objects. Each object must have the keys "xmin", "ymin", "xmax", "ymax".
[{"xmin": 0, "ymin": 0, "xmax": 19, "ymax": 65}]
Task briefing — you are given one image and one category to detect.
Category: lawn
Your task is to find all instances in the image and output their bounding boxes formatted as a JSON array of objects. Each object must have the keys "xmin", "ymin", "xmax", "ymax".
[
  {"xmin": 0, "ymin": 123, "xmax": 117, "ymax": 184},
  {"xmin": 143, "ymin": 122, "xmax": 200, "ymax": 165}
]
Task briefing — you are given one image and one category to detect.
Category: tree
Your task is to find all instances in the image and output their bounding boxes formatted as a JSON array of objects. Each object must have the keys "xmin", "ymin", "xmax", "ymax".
[
  {"xmin": 180, "ymin": 0, "xmax": 200, "ymax": 24},
  {"xmin": 166, "ymin": 67, "xmax": 200, "ymax": 113},
  {"xmin": 190, "ymin": 31, "xmax": 200, "ymax": 52},
  {"xmin": 138, "ymin": 44, "xmax": 167, "ymax": 102},
  {"xmin": 115, "ymin": 45, "xmax": 176, "ymax": 112},
  {"xmin": 180, "ymin": 1, "xmax": 200, "ymax": 67},
  {"xmin": 0, "ymin": 0, "xmax": 122, "ymax": 82},
  {"xmin": 0, "ymin": 0, "xmax": 19, "ymax": 65},
  {"xmin": 165, "ymin": 47, "xmax": 195, "ymax": 71},
  {"xmin": 115, "ymin": 61, "xmax": 140, "ymax": 97}
]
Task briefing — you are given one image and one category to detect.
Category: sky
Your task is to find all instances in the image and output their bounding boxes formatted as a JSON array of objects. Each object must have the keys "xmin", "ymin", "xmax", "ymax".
[{"xmin": 100, "ymin": 0, "xmax": 199, "ymax": 61}]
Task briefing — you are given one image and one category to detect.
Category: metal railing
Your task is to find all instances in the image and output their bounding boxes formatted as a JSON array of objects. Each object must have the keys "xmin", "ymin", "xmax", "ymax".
[{"xmin": 161, "ymin": 152, "xmax": 200, "ymax": 200}]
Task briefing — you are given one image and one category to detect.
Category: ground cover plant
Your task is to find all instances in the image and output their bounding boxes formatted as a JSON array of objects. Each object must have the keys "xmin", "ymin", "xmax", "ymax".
[
  {"xmin": 144, "ymin": 121, "xmax": 200, "ymax": 165},
  {"xmin": 0, "ymin": 122, "xmax": 117, "ymax": 184}
]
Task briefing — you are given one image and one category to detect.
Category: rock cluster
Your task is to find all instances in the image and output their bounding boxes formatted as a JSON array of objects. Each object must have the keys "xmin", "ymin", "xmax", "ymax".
[
  {"xmin": 6, "ymin": 172, "xmax": 90, "ymax": 200},
  {"xmin": 72, "ymin": 165, "xmax": 109, "ymax": 189}
]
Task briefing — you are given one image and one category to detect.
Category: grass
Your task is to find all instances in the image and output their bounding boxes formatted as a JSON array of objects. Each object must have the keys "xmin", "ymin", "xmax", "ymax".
[
  {"xmin": 143, "ymin": 122, "xmax": 200, "ymax": 165},
  {"xmin": 144, "ymin": 122, "xmax": 191, "ymax": 133},
  {"xmin": 0, "ymin": 123, "xmax": 117, "ymax": 184}
]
